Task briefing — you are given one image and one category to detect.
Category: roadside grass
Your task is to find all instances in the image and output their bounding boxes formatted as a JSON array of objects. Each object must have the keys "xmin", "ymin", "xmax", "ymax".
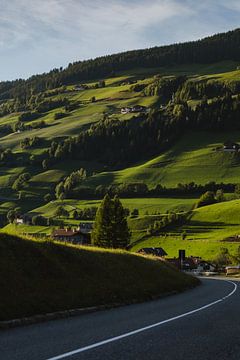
[{"xmin": 0, "ymin": 233, "xmax": 198, "ymax": 321}]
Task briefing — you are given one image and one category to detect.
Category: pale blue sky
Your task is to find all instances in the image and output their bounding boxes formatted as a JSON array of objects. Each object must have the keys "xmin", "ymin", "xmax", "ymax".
[{"xmin": 0, "ymin": 0, "xmax": 239, "ymax": 81}]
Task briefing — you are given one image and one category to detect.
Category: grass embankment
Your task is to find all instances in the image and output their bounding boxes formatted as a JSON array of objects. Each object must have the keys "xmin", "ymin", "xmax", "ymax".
[{"xmin": 0, "ymin": 233, "xmax": 198, "ymax": 321}]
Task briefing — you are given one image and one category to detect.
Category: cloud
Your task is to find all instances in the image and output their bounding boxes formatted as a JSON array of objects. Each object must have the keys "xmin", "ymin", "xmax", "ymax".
[
  {"xmin": 0, "ymin": 0, "xmax": 239, "ymax": 80},
  {"xmin": 0, "ymin": 0, "xmax": 192, "ymax": 51}
]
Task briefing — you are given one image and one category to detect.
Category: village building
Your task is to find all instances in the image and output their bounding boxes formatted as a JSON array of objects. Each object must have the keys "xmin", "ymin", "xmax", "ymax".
[
  {"xmin": 167, "ymin": 256, "xmax": 216, "ymax": 272},
  {"xmin": 15, "ymin": 214, "xmax": 33, "ymax": 225},
  {"xmin": 223, "ymin": 141, "xmax": 240, "ymax": 152},
  {"xmin": 74, "ymin": 84, "xmax": 87, "ymax": 91},
  {"xmin": 79, "ymin": 222, "xmax": 93, "ymax": 234},
  {"xmin": 137, "ymin": 247, "xmax": 167, "ymax": 258},
  {"xmin": 121, "ymin": 107, "xmax": 132, "ymax": 114},
  {"xmin": 121, "ymin": 105, "xmax": 147, "ymax": 114},
  {"xmin": 52, "ymin": 228, "xmax": 90, "ymax": 245}
]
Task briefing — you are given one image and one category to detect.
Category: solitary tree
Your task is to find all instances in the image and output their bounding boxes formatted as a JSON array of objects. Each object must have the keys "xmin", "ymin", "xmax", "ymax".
[{"xmin": 92, "ymin": 194, "xmax": 130, "ymax": 249}]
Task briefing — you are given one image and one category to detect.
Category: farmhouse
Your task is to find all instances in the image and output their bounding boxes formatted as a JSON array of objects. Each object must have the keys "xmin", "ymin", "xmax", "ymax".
[
  {"xmin": 79, "ymin": 222, "xmax": 93, "ymax": 234},
  {"xmin": 223, "ymin": 141, "xmax": 240, "ymax": 152},
  {"xmin": 121, "ymin": 107, "xmax": 132, "ymax": 114},
  {"xmin": 52, "ymin": 228, "xmax": 90, "ymax": 245},
  {"xmin": 15, "ymin": 214, "xmax": 32, "ymax": 225},
  {"xmin": 138, "ymin": 247, "xmax": 167, "ymax": 258},
  {"xmin": 74, "ymin": 84, "xmax": 87, "ymax": 91},
  {"xmin": 167, "ymin": 256, "xmax": 215, "ymax": 272},
  {"xmin": 121, "ymin": 105, "xmax": 147, "ymax": 114},
  {"xmin": 196, "ymin": 261, "xmax": 216, "ymax": 272}
]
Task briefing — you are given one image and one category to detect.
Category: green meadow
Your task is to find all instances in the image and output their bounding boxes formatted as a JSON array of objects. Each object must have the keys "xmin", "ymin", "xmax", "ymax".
[
  {"xmin": 1, "ymin": 60, "xmax": 240, "ymax": 261},
  {"xmin": 83, "ymin": 130, "xmax": 240, "ymax": 188},
  {"xmin": 131, "ymin": 199, "xmax": 240, "ymax": 260}
]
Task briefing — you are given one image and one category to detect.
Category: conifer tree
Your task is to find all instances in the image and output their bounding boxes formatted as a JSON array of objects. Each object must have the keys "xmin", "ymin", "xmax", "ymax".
[
  {"xmin": 92, "ymin": 194, "xmax": 113, "ymax": 248},
  {"xmin": 111, "ymin": 196, "xmax": 131, "ymax": 248},
  {"xmin": 92, "ymin": 194, "xmax": 130, "ymax": 249}
]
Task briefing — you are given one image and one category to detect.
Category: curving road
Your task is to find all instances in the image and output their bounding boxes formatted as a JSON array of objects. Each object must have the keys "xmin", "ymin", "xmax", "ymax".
[{"xmin": 1, "ymin": 278, "xmax": 240, "ymax": 360}]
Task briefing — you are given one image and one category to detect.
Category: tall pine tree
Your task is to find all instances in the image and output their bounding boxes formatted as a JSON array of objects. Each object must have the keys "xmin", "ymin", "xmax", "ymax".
[{"xmin": 92, "ymin": 194, "xmax": 130, "ymax": 249}]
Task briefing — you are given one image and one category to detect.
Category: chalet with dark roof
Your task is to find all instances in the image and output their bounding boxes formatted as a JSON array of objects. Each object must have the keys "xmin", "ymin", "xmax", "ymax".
[
  {"xmin": 223, "ymin": 141, "xmax": 240, "ymax": 152},
  {"xmin": 79, "ymin": 222, "xmax": 93, "ymax": 234},
  {"xmin": 52, "ymin": 228, "xmax": 90, "ymax": 245},
  {"xmin": 137, "ymin": 247, "xmax": 167, "ymax": 257}
]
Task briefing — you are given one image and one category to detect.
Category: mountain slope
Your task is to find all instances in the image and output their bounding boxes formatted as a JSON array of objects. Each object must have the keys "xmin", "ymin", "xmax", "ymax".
[{"xmin": 1, "ymin": 28, "xmax": 240, "ymax": 100}]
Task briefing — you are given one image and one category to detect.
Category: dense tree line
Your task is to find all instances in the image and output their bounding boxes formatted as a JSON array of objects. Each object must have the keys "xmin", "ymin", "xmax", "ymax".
[
  {"xmin": 144, "ymin": 75, "xmax": 186, "ymax": 103},
  {"xmin": 0, "ymin": 28, "xmax": 239, "ymax": 104},
  {"xmin": 175, "ymin": 79, "xmax": 240, "ymax": 102},
  {"xmin": 58, "ymin": 181, "xmax": 236, "ymax": 200},
  {"xmin": 72, "ymin": 207, "xmax": 97, "ymax": 220}
]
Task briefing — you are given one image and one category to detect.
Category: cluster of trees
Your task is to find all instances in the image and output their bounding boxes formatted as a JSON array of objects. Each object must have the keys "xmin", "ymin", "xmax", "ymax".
[
  {"xmin": 213, "ymin": 247, "xmax": 238, "ymax": 267},
  {"xmin": 20, "ymin": 136, "xmax": 41, "ymax": 149},
  {"xmin": 147, "ymin": 212, "xmax": 186, "ymax": 235},
  {"xmin": 54, "ymin": 206, "xmax": 70, "ymax": 218},
  {"xmin": 12, "ymin": 173, "xmax": 31, "ymax": 191},
  {"xmin": 13, "ymin": 119, "xmax": 46, "ymax": 133},
  {"xmin": 7, "ymin": 207, "xmax": 22, "ymax": 223},
  {"xmin": 175, "ymin": 79, "xmax": 240, "ymax": 102},
  {"xmin": 144, "ymin": 75, "xmax": 186, "ymax": 103},
  {"xmin": 55, "ymin": 168, "xmax": 87, "ymax": 199},
  {"xmin": 0, "ymin": 148, "xmax": 14, "ymax": 164},
  {"xmin": 72, "ymin": 207, "xmax": 97, "ymax": 220},
  {"xmin": 35, "ymin": 97, "xmax": 69, "ymax": 113},
  {"xmin": 92, "ymin": 195, "xmax": 131, "ymax": 249},
  {"xmin": 195, "ymin": 189, "xmax": 225, "ymax": 208}
]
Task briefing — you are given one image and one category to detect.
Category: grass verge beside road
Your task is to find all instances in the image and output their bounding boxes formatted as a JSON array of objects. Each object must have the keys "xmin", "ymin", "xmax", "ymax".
[{"xmin": 0, "ymin": 233, "xmax": 199, "ymax": 321}]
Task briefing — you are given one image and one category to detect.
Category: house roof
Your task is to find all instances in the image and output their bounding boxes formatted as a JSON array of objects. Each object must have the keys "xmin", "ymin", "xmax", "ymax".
[
  {"xmin": 138, "ymin": 247, "xmax": 167, "ymax": 257},
  {"xmin": 224, "ymin": 141, "xmax": 240, "ymax": 148},
  {"xmin": 52, "ymin": 229, "xmax": 83, "ymax": 237}
]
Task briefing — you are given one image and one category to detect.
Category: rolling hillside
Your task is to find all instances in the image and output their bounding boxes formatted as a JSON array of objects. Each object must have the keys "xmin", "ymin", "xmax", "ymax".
[
  {"xmin": 1, "ymin": 29, "xmax": 240, "ymax": 262},
  {"xmin": 131, "ymin": 199, "xmax": 240, "ymax": 260},
  {"xmin": 0, "ymin": 62, "xmax": 240, "ymax": 215},
  {"xmin": 82, "ymin": 130, "xmax": 240, "ymax": 188}
]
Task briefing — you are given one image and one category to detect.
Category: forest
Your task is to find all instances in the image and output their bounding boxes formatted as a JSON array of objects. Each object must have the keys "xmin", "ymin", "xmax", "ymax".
[{"xmin": 0, "ymin": 28, "xmax": 239, "ymax": 106}]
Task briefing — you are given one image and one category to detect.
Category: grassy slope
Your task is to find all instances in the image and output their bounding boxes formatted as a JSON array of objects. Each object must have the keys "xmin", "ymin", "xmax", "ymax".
[
  {"xmin": 0, "ymin": 61, "xmax": 239, "ymax": 215},
  {"xmin": 29, "ymin": 197, "xmax": 197, "ymax": 217},
  {"xmin": 0, "ymin": 233, "xmax": 198, "ymax": 321},
  {"xmin": 1, "ymin": 61, "xmax": 240, "ymax": 261},
  {"xmin": 83, "ymin": 131, "xmax": 240, "ymax": 188},
  {"xmin": 131, "ymin": 199, "xmax": 240, "ymax": 260}
]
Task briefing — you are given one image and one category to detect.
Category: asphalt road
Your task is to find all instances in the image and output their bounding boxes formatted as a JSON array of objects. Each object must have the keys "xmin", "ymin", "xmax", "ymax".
[{"xmin": 1, "ymin": 278, "xmax": 240, "ymax": 360}]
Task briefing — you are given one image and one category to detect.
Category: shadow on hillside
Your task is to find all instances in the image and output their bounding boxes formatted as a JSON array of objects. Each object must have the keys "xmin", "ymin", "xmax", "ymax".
[{"xmin": 185, "ymin": 220, "xmax": 240, "ymax": 233}]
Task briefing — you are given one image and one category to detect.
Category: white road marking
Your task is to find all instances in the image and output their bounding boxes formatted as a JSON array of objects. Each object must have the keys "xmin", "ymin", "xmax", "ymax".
[{"xmin": 46, "ymin": 280, "xmax": 237, "ymax": 360}]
